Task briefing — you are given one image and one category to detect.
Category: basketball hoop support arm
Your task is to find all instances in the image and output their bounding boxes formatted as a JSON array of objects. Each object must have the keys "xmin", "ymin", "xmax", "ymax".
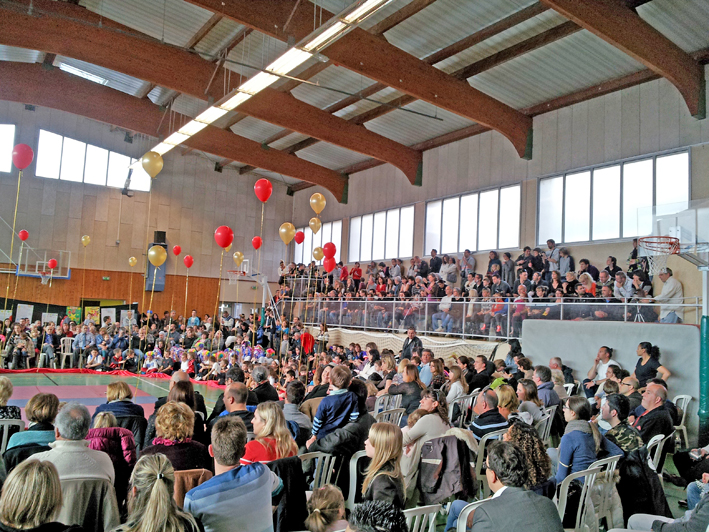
[{"xmin": 699, "ymin": 268, "xmax": 709, "ymax": 446}]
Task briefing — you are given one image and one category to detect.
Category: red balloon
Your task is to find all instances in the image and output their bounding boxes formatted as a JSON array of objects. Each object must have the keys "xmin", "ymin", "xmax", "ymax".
[
  {"xmin": 12, "ymin": 144, "xmax": 34, "ymax": 170},
  {"xmin": 254, "ymin": 178, "xmax": 273, "ymax": 203},
  {"xmin": 183, "ymin": 255, "xmax": 194, "ymax": 268},
  {"xmin": 322, "ymin": 242, "xmax": 336, "ymax": 259},
  {"xmin": 323, "ymin": 257, "xmax": 336, "ymax": 273},
  {"xmin": 18, "ymin": 230, "xmax": 28, "ymax": 242},
  {"xmin": 214, "ymin": 226, "xmax": 234, "ymax": 249},
  {"xmin": 252, "ymin": 236, "xmax": 262, "ymax": 250},
  {"xmin": 47, "ymin": 259, "xmax": 57, "ymax": 270},
  {"xmin": 294, "ymin": 231, "xmax": 305, "ymax": 245},
  {"xmin": 172, "ymin": 245, "xmax": 182, "ymax": 256}
]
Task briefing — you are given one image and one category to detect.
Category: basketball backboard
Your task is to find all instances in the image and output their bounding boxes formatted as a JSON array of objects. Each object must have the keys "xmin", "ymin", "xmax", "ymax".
[
  {"xmin": 16, "ymin": 246, "xmax": 71, "ymax": 279},
  {"xmin": 649, "ymin": 199, "xmax": 709, "ymax": 268}
]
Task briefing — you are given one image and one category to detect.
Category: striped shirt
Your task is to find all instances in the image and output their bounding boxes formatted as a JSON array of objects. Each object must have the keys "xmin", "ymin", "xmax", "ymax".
[{"xmin": 470, "ymin": 409, "xmax": 509, "ymax": 441}]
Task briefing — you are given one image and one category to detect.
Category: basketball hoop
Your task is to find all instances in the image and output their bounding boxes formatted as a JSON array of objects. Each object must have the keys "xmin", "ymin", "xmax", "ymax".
[
  {"xmin": 638, "ymin": 236, "xmax": 680, "ymax": 275},
  {"xmin": 39, "ymin": 272, "xmax": 51, "ymax": 285},
  {"xmin": 227, "ymin": 270, "xmax": 245, "ymax": 285}
]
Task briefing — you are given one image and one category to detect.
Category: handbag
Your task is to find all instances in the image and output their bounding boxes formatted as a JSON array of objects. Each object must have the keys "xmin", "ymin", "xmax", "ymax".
[{"xmin": 447, "ymin": 271, "xmax": 458, "ymax": 283}]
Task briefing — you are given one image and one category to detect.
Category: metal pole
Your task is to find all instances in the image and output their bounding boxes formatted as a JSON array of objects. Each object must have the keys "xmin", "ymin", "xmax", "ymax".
[{"xmin": 699, "ymin": 269, "xmax": 709, "ymax": 447}]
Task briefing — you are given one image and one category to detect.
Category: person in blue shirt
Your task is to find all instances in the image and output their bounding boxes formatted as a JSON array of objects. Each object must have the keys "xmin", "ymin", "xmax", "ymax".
[
  {"xmin": 306, "ymin": 366, "xmax": 359, "ymax": 447},
  {"xmin": 418, "ymin": 349, "xmax": 433, "ymax": 387},
  {"xmin": 187, "ymin": 310, "xmax": 201, "ymax": 327},
  {"xmin": 71, "ymin": 324, "xmax": 96, "ymax": 368}
]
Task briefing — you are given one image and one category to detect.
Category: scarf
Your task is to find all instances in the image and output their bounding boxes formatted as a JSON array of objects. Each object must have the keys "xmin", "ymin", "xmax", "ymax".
[
  {"xmin": 563, "ymin": 419, "xmax": 592, "ymax": 437},
  {"xmin": 152, "ymin": 437, "xmax": 191, "ymax": 446}
]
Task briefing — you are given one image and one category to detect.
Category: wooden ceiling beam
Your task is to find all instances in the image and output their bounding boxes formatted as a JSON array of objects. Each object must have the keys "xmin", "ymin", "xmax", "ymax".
[
  {"xmin": 0, "ymin": 0, "xmax": 420, "ymax": 182},
  {"xmin": 186, "ymin": 0, "xmax": 534, "ymax": 159},
  {"xmin": 0, "ymin": 61, "xmax": 348, "ymax": 201},
  {"xmin": 540, "ymin": 0, "xmax": 705, "ymax": 118}
]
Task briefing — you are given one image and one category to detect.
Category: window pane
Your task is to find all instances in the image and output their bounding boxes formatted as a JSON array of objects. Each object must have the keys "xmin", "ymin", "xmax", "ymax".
[
  {"xmin": 294, "ymin": 228, "xmax": 304, "ymax": 265},
  {"xmin": 349, "ymin": 216, "xmax": 361, "ymax": 263},
  {"xmin": 385, "ymin": 209, "xmax": 399, "ymax": 260},
  {"xmin": 331, "ymin": 220, "xmax": 342, "ymax": 263},
  {"xmin": 360, "ymin": 214, "xmax": 373, "ymax": 262},
  {"xmin": 564, "ymin": 171, "xmax": 591, "ymax": 242},
  {"xmin": 312, "ymin": 225, "xmax": 323, "ymax": 265},
  {"xmin": 321, "ymin": 222, "xmax": 332, "ymax": 252},
  {"xmin": 478, "ymin": 189, "xmax": 499, "ymax": 250},
  {"xmin": 655, "ymin": 152, "xmax": 689, "ymax": 216},
  {"xmin": 622, "ymin": 159, "xmax": 653, "ymax": 237},
  {"xmin": 36, "ymin": 130, "xmax": 63, "ymax": 179},
  {"xmin": 441, "ymin": 198, "xmax": 460, "ymax": 254},
  {"xmin": 303, "ymin": 228, "xmax": 313, "ymax": 264},
  {"xmin": 499, "ymin": 186, "xmax": 521, "ymax": 248},
  {"xmin": 399, "ymin": 206, "xmax": 414, "ymax": 258},
  {"xmin": 83, "ymin": 145, "xmax": 108, "ymax": 186},
  {"xmin": 372, "ymin": 211, "xmax": 386, "ymax": 261},
  {"xmin": 0, "ymin": 124, "xmax": 15, "ymax": 173},
  {"xmin": 60, "ymin": 137, "xmax": 86, "ymax": 182},
  {"xmin": 459, "ymin": 194, "xmax": 478, "ymax": 252},
  {"xmin": 592, "ymin": 165, "xmax": 621, "ymax": 240},
  {"xmin": 425, "ymin": 201, "xmax": 441, "ymax": 255},
  {"xmin": 129, "ymin": 159, "xmax": 151, "ymax": 192},
  {"xmin": 107, "ymin": 152, "xmax": 131, "ymax": 188},
  {"xmin": 538, "ymin": 176, "xmax": 563, "ymax": 245}
]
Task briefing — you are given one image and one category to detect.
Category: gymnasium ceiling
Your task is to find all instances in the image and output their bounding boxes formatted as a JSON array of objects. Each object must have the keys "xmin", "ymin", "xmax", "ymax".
[{"xmin": 0, "ymin": 0, "xmax": 708, "ymax": 202}]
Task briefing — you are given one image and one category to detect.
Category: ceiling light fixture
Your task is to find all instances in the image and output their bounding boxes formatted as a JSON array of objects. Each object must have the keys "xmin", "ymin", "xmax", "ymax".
[
  {"xmin": 136, "ymin": 0, "xmax": 395, "ymax": 163},
  {"xmin": 59, "ymin": 63, "xmax": 109, "ymax": 85}
]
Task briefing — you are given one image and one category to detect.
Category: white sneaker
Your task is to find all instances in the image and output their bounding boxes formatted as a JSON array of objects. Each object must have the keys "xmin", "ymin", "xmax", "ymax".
[{"xmin": 436, "ymin": 327, "xmax": 445, "ymax": 332}]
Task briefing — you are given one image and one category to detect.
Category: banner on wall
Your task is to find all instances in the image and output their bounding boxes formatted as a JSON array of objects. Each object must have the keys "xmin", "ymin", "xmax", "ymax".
[
  {"xmin": 66, "ymin": 307, "xmax": 82, "ymax": 323},
  {"xmin": 85, "ymin": 307, "xmax": 101, "ymax": 325},
  {"xmin": 0, "ymin": 310, "xmax": 11, "ymax": 321},
  {"xmin": 16, "ymin": 304, "xmax": 34, "ymax": 321},
  {"xmin": 101, "ymin": 308, "xmax": 116, "ymax": 326},
  {"xmin": 41, "ymin": 313, "xmax": 59, "ymax": 325}
]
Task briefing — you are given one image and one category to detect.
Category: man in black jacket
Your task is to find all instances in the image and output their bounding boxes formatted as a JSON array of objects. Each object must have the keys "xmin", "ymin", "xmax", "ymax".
[
  {"xmin": 252, "ymin": 365, "xmax": 279, "ymax": 403},
  {"xmin": 206, "ymin": 367, "xmax": 259, "ymax": 426},
  {"xmin": 632, "ymin": 382, "xmax": 674, "ymax": 444},
  {"xmin": 401, "ymin": 327, "xmax": 422, "ymax": 360},
  {"xmin": 208, "ymin": 382, "xmax": 254, "ymax": 435}
]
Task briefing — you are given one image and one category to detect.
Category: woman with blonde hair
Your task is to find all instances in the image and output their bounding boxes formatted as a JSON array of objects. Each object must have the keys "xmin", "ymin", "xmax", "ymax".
[
  {"xmin": 392, "ymin": 358, "xmax": 409, "ymax": 386},
  {"xmin": 362, "ymin": 423, "xmax": 405, "ymax": 509},
  {"xmin": 93, "ymin": 381, "xmax": 144, "ymax": 420},
  {"xmin": 240, "ymin": 401, "xmax": 297, "ymax": 464},
  {"xmin": 495, "ymin": 384, "xmax": 520, "ymax": 420},
  {"xmin": 141, "ymin": 402, "xmax": 211, "ymax": 472},
  {"xmin": 113, "ymin": 454, "xmax": 200, "ymax": 532},
  {"xmin": 304, "ymin": 485, "xmax": 348, "ymax": 532},
  {"xmin": 375, "ymin": 355, "xmax": 397, "ymax": 395},
  {"xmin": 445, "ymin": 366, "xmax": 468, "ymax": 404},
  {"xmin": 0, "ymin": 460, "xmax": 74, "ymax": 532},
  {"xmin": 516, "ymin": 379, "xmax": 543, "ymax": 422},
  {"xmin": 578, "ymin": 272, "xmax": 597, "ymax": 297}
]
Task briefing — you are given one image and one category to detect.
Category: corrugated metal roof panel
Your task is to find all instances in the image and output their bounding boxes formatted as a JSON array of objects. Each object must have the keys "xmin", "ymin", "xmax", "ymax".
[
  {"xmin": 55, "ymin": 56, "xmax": 147, "ymax": 96},
  {"xmin": 241, "ymin": 169, "xmax": 302, "ymax": 186},
  {"xmin": 193, "ymin": 18, "xmax": 246, "ymax": 59},
  {"xmin": 148, "ymin": 86, "xmax": 176, "ymax": 106},
  {"xmin": 269, "ymin": 132, "xmax": 312, "ymax": 151},
  {"xmin": 171, "ymin": 94, "xmax": 209, "ymax": 118},
  {"xmin": 80, "ymin": 0, "xmax": 215, "ymax": 48},
  {"xmin": 639, "ymin": 0, "xmax": 709, "ymax": 53},
  {"xmin": 297, "ymin": 142, "xmax": 370, "ymax": 169},
  {"xmin": 469, "ymin": 30, "xmax": 643, "ymax": 109},
  {"xmin": 230, "ymin": 117, "xmax": 290, "ymax": 144},
  {"xmin": 291, "ymin": 65, "xmax": 379, "ymax": 110},
  {"xmin": 333, "ymin": 86, "xmax": 403, "ymax": 120},
  {"xmin": 0, "ymin": 45, "xmax": 42, "ymax": 63},
  {"xmin": 225, "ymin": 31, "xmax": 289, "ymax": 77}
]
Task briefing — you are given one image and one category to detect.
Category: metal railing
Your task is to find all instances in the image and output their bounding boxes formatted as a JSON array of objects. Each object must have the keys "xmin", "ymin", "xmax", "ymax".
[{"xmin": 274, "ymin": 296, "xmax": 702, "ymax": 340}]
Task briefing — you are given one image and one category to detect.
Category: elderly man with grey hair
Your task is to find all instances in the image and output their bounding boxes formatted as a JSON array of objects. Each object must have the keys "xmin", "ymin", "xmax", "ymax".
[{"xmin": 251, "ymin": 365, "xmax": 279, "ymax": 403}]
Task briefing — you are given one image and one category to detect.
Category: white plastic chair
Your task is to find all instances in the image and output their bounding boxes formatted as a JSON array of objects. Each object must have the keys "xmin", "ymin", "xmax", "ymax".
[
  {"xmin": 589, "ymin": 455, "xmax": 621, "ymax": 529},
  {"xmin": 375, "ymin": 408, "xmax": 406, "ymax": 426},
  {"xmin": 534, "ymin": 413, "xmax": 553, "ymax": 446},
  {"xmin": 474, "ymin": 428, "xmax": 509, "ymax": 498},
  {"xmin": 456, "ymin": 499, "xmax": 489, "ymax": 532},
  {"xmin": 0, "ymin": 419, "xmax": 25, "ymax": 455},
  {"xmin": 544, "ymin": 404, "xmax": 558, "ymax": 419},
  {"xmin": 563, "ymin": 383, "xmax": 575, "ymax": 396},
  {"xmin": 299, "ymin": 451, "xmax": 337, "ymax": 490},
  {"xmin": 404, "ymin": 503, "xmax": 442, "ymax": 532},
  {"xmin": 673, "ymin": 394, "xmax": 692, "ymax": 447},
  {"xmin": 373, "ymin": 394, "xmax": 402, "ymax": 415},
  {"xmin": 449, "ymin": 394, "xmax": 475, "ymax": 428},
  {"xmin": 556, "ymin": 466, "xmax": 602, "ymax": 532},
  {"xmin": 60, "ymin": 337, "xmax": 73, "ymax": 369},
  {"xmin": 345, "ymin": 450, "xmax": 368, "ymax": 511}
]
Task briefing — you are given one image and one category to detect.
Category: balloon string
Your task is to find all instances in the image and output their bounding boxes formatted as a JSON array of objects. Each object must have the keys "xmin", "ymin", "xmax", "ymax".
[
  {"xmin": 141, "ymin": 189, "xmax": 153, "ymax": 314},
  {"xmin": 128, "ymin": 268, "xmax": 133, "ymax": 322},
  {"xmin": 214, "ymin": 250, "xmax": 224, "ymax": 341},
  {"xmin": 11, "ymin": 242, "xmax": 23, "ymax": 304},
  {"xmin": 81, "ymin": 245, "xmax": 87, "ymax": 310},
  {"xmin": 148, "ymin": 265, "xmax": 158, "ymax": 312},
  {"xmin": 168, "ymin": 257, "xmax": 177, "ymax": 333},
  {"xmin": 298, "ymin": 268, "xmax": 313, "ymax": 380},
  {"xmin": 183, "ymin": 269, "xmax": 189, "ymax": 324},
  {"xmin": 4, "ymin": 169, "xmax": 22, "ymax": 313},
  {"xmin": 253, "ymin": 203, "xmax": 265, "ymax": 348}
]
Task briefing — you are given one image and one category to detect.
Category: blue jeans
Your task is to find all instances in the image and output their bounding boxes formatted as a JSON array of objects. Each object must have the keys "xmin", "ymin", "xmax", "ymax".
[
  {"xmin": 446, "ymin": 500, "xmax": 470, "ymax": 531},
  {"xmin": 688, "ymin": 481, "xmax": 708, "ymax": 510},
  {"xmin": 433, "ymin": 312, "xmax": 452, "ymax": 332},
  {"xmin": 660, "ymin": 311, "xmax": 681, "ymax": 324}
]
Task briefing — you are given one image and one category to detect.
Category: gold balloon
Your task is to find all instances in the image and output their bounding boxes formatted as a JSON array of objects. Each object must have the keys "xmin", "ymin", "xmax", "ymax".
[
  {"xmin": 310, "ymin": 193, "xmax": 326, "ymax": 215},
  {"xmin": 309, "ymin": 217, "xmax": 322, "ymax": 235},
  {"xmin": 232, "ymin": 251, "xmax": 244, "ymax": 267},
  {"xmin": 141, "ymin": 151, "xmax": 164, "ymax": 179},
  {"xmin": 279, "ymin": 222, "xmax": 296, "ymax": 245},
  {"xmin": 313, "ymin": 247, "xmax": 324, "ymax": 261},
  {"xmin": 128, "ymin": 256, "xmax": 137, "ymax": 267},
  {"xmin": 81, "ymin": 235, "xmax": 91, "ymax": 247},
  {"xmin": 147, "ymin": 245, "xmax": 167, "ymax": 267},
  {"xmin": 224, "ymin": 243, "xmax": 232, "ymax": 252}
]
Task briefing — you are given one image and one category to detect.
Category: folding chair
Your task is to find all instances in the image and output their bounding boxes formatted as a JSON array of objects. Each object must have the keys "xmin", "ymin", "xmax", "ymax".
[
  {"xmin": 563, "ymin": 383, "xmax": 575, "ymax": 397},
  {"xmin": 373, "ymin": 394, "xmax": 402, "ymax": 415},
  {"xmin": 404, "ymin": 503, "xmax": 442, "ymax": 532},
  {"xmin": 534, "ymin": 412, "xmax": 553, "ymax": 446},
  {"xmin": 60, "ymin": 337, "xmax": 73, "ymax": 369},
  {"xmin": 474, "ymin": 428, "xmax": 508, "ymax": 498},
  {"xmin": 556, "ymin": 466, "xmax": 602, "ymax": 532},
  {"xmin": 375, "ymin": 408, "xmax": 406, "ymax": 426},
  {"xmin": 673, "ymin": 395, "xmax": 692, "ymax": 448},
  {"xmin": 299, "ymin": 451, "xmax": 337, "ymax": 490}
]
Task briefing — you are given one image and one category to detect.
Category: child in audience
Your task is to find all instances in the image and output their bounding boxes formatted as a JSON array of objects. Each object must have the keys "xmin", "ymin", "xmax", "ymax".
[
  {"xmin": 304, "ymin": 485, "xmax": 348, "ymax": 532},
  {"xmin": 85, "ymin": 348, "xmax": 103, "ymax": 371},
  {"xmin": 307, "ymin": 366, "xmax": 359, "ymax": 446},
  {"xmin": 142, "ymin": 351, "xmax": 159, "ymax": 374},
  {"xmin": 10, "ymin": 335, "xmax": 30, "ymax": 369},
  {"xmin": 123, "ymin": 350, "xmax": 139, "ymax": 373},
  {"xmin": 108, "ymin": 348, "xmax": 123, "ymax": 370},
  {"xmin": 402, "ymin": 409, "xmax": 427, "ymax": 457}
]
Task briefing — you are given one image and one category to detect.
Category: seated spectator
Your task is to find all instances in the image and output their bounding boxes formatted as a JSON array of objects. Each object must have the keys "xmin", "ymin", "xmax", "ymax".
[
  {"xmin": 516, "ymin": 379, "xmax": 544, "ymax": 422},
  {"xmin": 504, "ymin": 420, "xmax": 555, "ymax": 497},
  {"xmin": 471, "ymin": 388, "xmax": 509, "ymax": 441},
  {"xmin": 613, "ymin": 271, "xmax": 635, "ymax": 300},
  {"xmin": 362, "ymin": 423, "xmax": 405, "ymax": 509},
  {"xmin": 308, "ymin": 366, "xmax": 359, "ymax": 446},
  {"xmin": 241, "ymin": 401, "xmax": 297, "ymax": 465},
  {"xmin": 468, "ymin": 356, "xmax": 492, "ymax": 391},
  {"xmin": 305, "ymin": 365, "xmax": 332, "ymax": 401},
  {"xmin": 444, "ymin": 366, "xmax": 468, "ymax": 405},
  {"xmin": 93, "ymin": 382, "xmax": 145, "ymax": 421},
  {"xmin": 446, "ymin": 441, "xmax": 563, "ymax": 532},
  {"xmin": 347, "ymin": 501, "xmax": 407, "ymax": 532},
  {"xmin": 184, "ymin": 417, "xmax": 283, "ymax": 532},
  {"xmin": 115, "ymin": 454, "xmax": 200, "ymax": 532},
  {"xmin": 552, "ymin": 370, "xmax": 569, "ymax": 400},
  {"xmin": 608, "ymin": 490, "xmax": 709, "ymax": 532},
  {"xmin": 551, "ymin": 397, "xmax": 623, "ymax": 486},
  {"xmin": 549, "ymin": 357, "xmax": 574, "ymax": 385},
  {"xmin": 428, "ymin": 358, "xmax": 447, "ymax": 391},
  {"xmin": 601, "ymin": 394, "xmax": 644, "ymax": 453},
  {"xmin": 148, "ymin": 381, "xmax": 207, "ymax": 446},
  {"xmin": 252, "ymin": 365, "xmax": 280, "ymax": 403},
  {"xmin": 0, "ymin": 460, "xmax": 80, "ymax": 532},
  {"xmin": 304, "ymin": 485, "xmax": 348, "ymax": 532},
  {"xmin": 155, "ymin": 372, "xmax": 207, "ymax": 422},
  {"xmin": 582, "ymin": 346, "xmax": 620, "ymax": 398},
  {"xmin": 631, "ymin": 382, "xmax": 674, "ymax": 444},
  {"xmin": 206, "ymin": 367, "xmax": 257, "ymax": 425},
  {"xmin": 208, "ymin": 383, "xmax": 254, "ymax": 434},
  {"xmin": 386, "ymin": 364, "xmax": 425, "ymax": 425},
  {"xmin": 632, "ymin": 342, "xmax": 671, "ymax": 389},
  {"xmin": 141, "ymin": 401, "xmax": 212, "ymax": 472},
  {"xmin": 283, "ymin": 380, "xmax": 312, "ymax": 433},
  {"xmin": 0, "ymin": 376, "xmax": 21, "ymax": 438},
  {"xmin": 620, "ymin": 377, "xmax": 643, "ymax": 412},
  {"xmin": 7, "ymin": 393, "xmax": 59, "ymax": 450},
  {"xmin": 533, "ymin": 365, "xmax": 560, "ymax": 408}
]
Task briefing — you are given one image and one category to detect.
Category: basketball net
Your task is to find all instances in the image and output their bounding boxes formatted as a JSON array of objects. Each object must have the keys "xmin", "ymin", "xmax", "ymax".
[
  {"xmin": 39, "ymin": 272, "xmax": 50, "ymax": 285},
  {"xmin": 227, "ymin": 270, "xmax": 245, "ymax": 285},
  {"xmin": 638, "ymin": 236, "xmax": 680, "ymax": 275}
]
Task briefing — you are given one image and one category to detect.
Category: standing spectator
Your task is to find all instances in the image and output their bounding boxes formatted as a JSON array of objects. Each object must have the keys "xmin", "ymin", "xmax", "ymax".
[
  {"xmin": 429, "ymin": 250, "xmax": 442, "ymax": 274},
  {"xmin": 460, "ymin": 249, "xmax": 476, "ymax": 280},
  {"xmin": 654, "ymin": 267, "xmax": 684, "ymax": 323},
  {"xmin": 351, "ymin": 262, "xmax": 362, "ymax": 289},
  {"xmin": 545, "ymin": 240, "xmax": 560, "ymax": 282},
  {"xmin": 487, "ymin": 251, "xmax": 502, "ymax": 274},
  {"xmin": 401, "ymin": 327, "xmax": 422, "ymax": 361},
  {"xmin": 558, "ymin": 248, "xmax": 574, "ymax": 276},
  {"xmin": 501, "ymin": 253, "xmax": 515, "ymax": 287},
  {"xmin": 631, "ymin": 342, "xmax": 671, "ymax": 388}
]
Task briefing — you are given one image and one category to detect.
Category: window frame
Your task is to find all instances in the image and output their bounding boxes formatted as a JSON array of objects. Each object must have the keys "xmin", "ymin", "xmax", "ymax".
[
  {"xmin": 294, "ymin": 219, "xmax": 343, "ymax": 265},
  {"xmin": 349, "ymin": 205, "xmax": 416, "ymax": 263},
  {"xmin": 0, "ymin": 123, "xmax": 17, "ymax": 174}
]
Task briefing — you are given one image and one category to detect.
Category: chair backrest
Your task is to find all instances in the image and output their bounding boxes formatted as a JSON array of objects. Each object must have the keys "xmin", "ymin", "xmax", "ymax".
[
  {"xmin": 673, "ymin": 394, "xmax": 692, "ymax": 427},
  {"xmin": 56, "ymin": 477, "xmax": 120, "ymax": 532},
  {"xmin": 449, "ymin": 394, "xmax": 475, "ymax": 428},
  {"xmin": 115, "ymin": 416, "xmax": 148, "ymax": 450},
  {"xmin": 474, "ymin": 428, "xmax": 509, "ymax": 497},
  {"xmin": 404, "ymin": 503, "xmax": 442, "ymax": 532},
  {"xmin": 543, "ymin": 404, "xmax": 558, "ymax": 419},
  {"xmin": 299, "ymin": 451, "xmax": 336, "ymax": 490},
  {"xmin": 0, "ymin": 419, "xmax": 24, "ymax": 455},
  {"xmin": 650, "ymin": 431, "xmax": 674, "ymax": 472},
  {"xmin": 589, "ymin": 455, "xmax": 622, "ymax": 523},
  {"xmin": 645, "ymin": 433, "xmax": 664, "ymax": 470},
  {"xmin": 556, "ymin": 466, "xmax": 602, "ymax": 532},
  {"xmin": 563, "ymin": 383, "xmax": 575, "ymax": 396},
  {"xmin": 534, "ymin": 413, "xmax": 553, "ymax": 444},
  {"xmin": 375, "ymin": 408, "xmax": 405, "ymax": 426},
  {"xmin": 456, "ymin": 499, "xmax": 489, "ymax": 532},
  {"xmin": 346, "ymin": 450, "xmax": 368, "ymax": 511},
  {"xmin": 173, "ymin": 468, "xmax": 213, "ymax": 508},
  {"xmin": 373, "ymin": 394, "xmax": 402, "ymax": 414},
  {"xmin": 61, "ymin": 337, "xmax": 73, "ymax": 354}
]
